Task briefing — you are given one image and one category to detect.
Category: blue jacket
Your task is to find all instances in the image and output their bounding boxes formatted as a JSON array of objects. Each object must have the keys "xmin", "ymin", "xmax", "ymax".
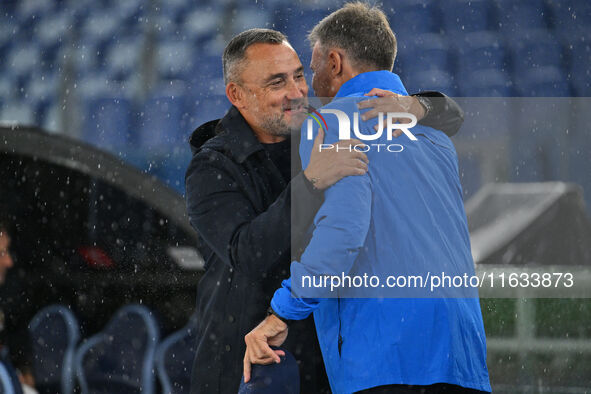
[{"xmin": 270, "ymin": 71, "xmax": 491, "ymax": 394}]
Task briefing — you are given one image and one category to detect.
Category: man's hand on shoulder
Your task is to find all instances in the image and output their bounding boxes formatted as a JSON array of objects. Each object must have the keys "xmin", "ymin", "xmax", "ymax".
[
  {"xmin": 304, "ymin": 127, "xmax": 369, "ymax": 190},
  {"xmin": 357, "ymin": 88, "xmax": 426, "ymax": 137}
]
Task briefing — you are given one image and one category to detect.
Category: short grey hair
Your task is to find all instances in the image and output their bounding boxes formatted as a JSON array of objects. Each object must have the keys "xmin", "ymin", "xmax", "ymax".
[
  {"xmin": 308, "ymin": 2, "xmax": 397, "ymax": 72},
  {"xmin": 222, "ymin": 28, "xmax": 288, "ymax": 84}
]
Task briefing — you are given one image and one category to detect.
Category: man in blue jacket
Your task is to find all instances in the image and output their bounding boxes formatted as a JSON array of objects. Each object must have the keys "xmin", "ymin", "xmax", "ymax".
[{"xmin": 243, "ymin": 3, "xmax": 491, "ymax": 393}]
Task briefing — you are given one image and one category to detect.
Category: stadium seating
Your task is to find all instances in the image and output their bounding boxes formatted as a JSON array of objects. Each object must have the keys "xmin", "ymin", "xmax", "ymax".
[
  {"xmin": 455, "ymin": 31, "xmax": 508, "ymax": 75},
  {"xmin": 507, "ymin": 29, "xmax": 565, "ymax": 75},
  {"xmin": 6, "ymin": 42, "xmax": 42, "ymax": 88},
  {"xmin": 155, "ymin": 314, "xmax": 199, "ymax": 394},
  {"xmin": 0, "ymin": 0, "xmax": 590, "ymax": 202},
  {"xmin": 404, "ymin": 69, "xmax": 458, "ymax": 96},
  {"xmin": 81, "ymin": 94, "xmax": 134, "ymax": 153},
  {"xmin": 459, "ymin": 69, "xmax": 512, "ymax": 96},
  {"xmin": 514, "ymin": 66, "xmax": 571, "ymax": 96},
  {"xmin": 156, "ymin": 40, "xmax": 196, "ymax": 81},
  {"xmin": 398, "ymin": 33, "xmax": 450, "ymax": 76},
  {"xmin": 104, "ymin": 35, "xmax": 146, "ymax": 82},
  {"xmin": 75, "ymin": 304, "xmax": 160, "ymax": 394},
  {"xmin": 277, "ymin": 8, "xmax": 331, "ymax": 73},
  {"xmin": 441, "ymin": 0, "xmax": 493, "ymax": 35},
  {"xmin": 139, "ymin": 85, "xmax": 188, "ymax": 149},
  {"xmin": 566, "ymin": 32, "xmax": 591, "ymax": 96},
  {"xmin": 0, "ymin": 100, "xmax": 35, "ymax": 126},
  {"xmin": 547, "ymin": 0, "xmax": 591, "ymax": 36},
  {"xmin": 28, "ymin": 305, "xmax": 81, "ymax": 394},
  {"xmin": 495, "ymin": 0, "xmax": 549, "ymax": 33},
  {"xmin": 383, "ymin": 0, "xmax": 439, "ymax": 37},
  {"xmin": 229, "ymin": 3, "xmax": 273, "ymax": 37}
]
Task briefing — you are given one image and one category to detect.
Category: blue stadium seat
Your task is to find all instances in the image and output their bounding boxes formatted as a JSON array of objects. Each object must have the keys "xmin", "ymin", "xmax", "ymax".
[
  {"xmin": 181, "ymin": 5, "xmax": 222, "ymax": 43},
  {"xmin": 155, "ymin": 314, "xmax": 199, "ymax": 394},
  {"xmin": 0, "ymin": 76, "xmax": 17, "ymax": 103},
  {"xmin": 29, "ymin": 305, "xmax": 80, "ymax": 394},
  {"xmin": 0, "ymin": 100, "xmax": 35, "ymax": 126},
  {"xmin": 157, "ymin": 0, "xmax": 190, "ymax": 25},
  {"xmin": 105, "ymin": 36, "xmax": 145, "ymax": 81},
  {"xmin": 42, "ymin": 103, "xmax": 63, "ymax": 134},
  {"xmin": 230, "ymin": 3, "xmax": 273, "ymax": 36},
  {"xmin": 81, "ymin": 10, "xmax": 123, "ymax": 50},
  {"xmin": 137, "ymin": 84, "xmax": 188, "ymax": 152},
  {"xmin": 186, "ymin": 54, "xmax": 224, "ymax": 97},
  {"xmin": 0, "ymin": 20, "xmax": 19, "ymax": 68},
  {"xmin": 567, "ymin": 34, "xmax": 591, "ymax": 96},
  {"xmin": 115, "ymin": 0, "xmax": 146, "ymax": 28},
  {"xmin": 141, "ymin": 149, "xmax": 193, "ymax": 195},
  {"xmin": 186, "ymin": 94, "xmax": 230, "ymax": 130},
  {"xmin": 156, "ymin": 40, "xmax": 195, "ymax": 81},
  {"xmin": 459, "ymin": 69, "xmax": 513, "ymax": 96},
  {"xmin": 75, "ymin": 305, "xmax": 160, "ymax": 394},
  {"xmin": 35, "ymin": 11, "xmax": 71, "ymax": 57},
  {"xmin": 25, "ymin": 72, "xmax": 58, "ymax": 125},
  {"xmin": 16, "ymin": 0, "xmax": 55, "ymax": 20},
  {"xmin": 455, "ymin": 31, "xmax": 508, "ymax": 74},
  {"xmin": 383, "ymin": 0, "xmax": 439, "ymax": 37},
  {"xmin": 69, "ymin": 39, "xmax": 101, "ymax": 72},
  {"xmin": 507, "ymin": 29, "xmax": 565, "ymax": 76},
  {"xmin": 441, "ymin": 0, "xmax": 492, "ymax": 35},
  {"xmin": 398, "ymin": 33, "xmax": 450, "ymax": 75},
  {"xmin": 547, "ymin": 0, "xmax": 591, "ymax": 35},
  {"xmin": 495, "ymin": 0, "xmax": 548, "ymax": 33},
  {"xmin": 403, "ymin": 70, "xmax": 458, "ymax": 97},
  {"xmin": 514, "ymin": 66, "xmax": 571, "ymax": 96},
  {"xmin": 82, "ymin": 94, "xmax": 134, "ymax": 152},
  {"xmin": 15, "ymin": 0, "xmax": 55, "ymax": 39},
  {"xmin": 7, "ymin": 43, "xmax": 42, "ymax": 88}
]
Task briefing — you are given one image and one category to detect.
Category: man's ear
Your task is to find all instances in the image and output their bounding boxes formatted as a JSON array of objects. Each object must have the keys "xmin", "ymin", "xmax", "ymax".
[
  {"xmin": 226, "ymin": 82, "xmax": 244, "ymax": 109},
  {"xmin": 328, "ymin": 49, "xmax": 344, "ymax": 78}
]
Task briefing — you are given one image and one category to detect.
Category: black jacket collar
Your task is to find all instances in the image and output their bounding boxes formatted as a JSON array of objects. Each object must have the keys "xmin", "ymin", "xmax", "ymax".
[{"xmin": 189, "ymin": 106, "xmax": 265, "ymax": 163}]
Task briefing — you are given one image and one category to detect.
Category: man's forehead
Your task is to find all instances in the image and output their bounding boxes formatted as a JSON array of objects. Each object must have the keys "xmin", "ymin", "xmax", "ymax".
[
  {"xmin": 244, "ymin": 41, "xmax": 294, "ymax": 59},
  {"xmin": 242, "ymin": 43, "xmax": 301, "ymax": 77}
]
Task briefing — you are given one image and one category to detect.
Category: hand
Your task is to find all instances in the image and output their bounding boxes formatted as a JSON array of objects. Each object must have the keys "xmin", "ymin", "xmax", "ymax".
[
  {"xmin": 357, "ymin": 88, "xmax": 426, "ymax": 137},
  {"xmin": 243, "ymin": 315, "xmax": 289, "ymax": 383},
  {"xmin": 303, "ymin": 127, "xmax": 369, "ymax": 190}
]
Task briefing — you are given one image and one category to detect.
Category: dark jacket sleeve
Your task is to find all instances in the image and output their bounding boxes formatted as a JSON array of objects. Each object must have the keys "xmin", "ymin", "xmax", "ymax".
[
  {"xmin": 412, "ymin": 91, "xmax": 465, "ymax": 137},
  {"xmin": 185, "ymin": 151, "xmax": 323, "ymax": 281}
]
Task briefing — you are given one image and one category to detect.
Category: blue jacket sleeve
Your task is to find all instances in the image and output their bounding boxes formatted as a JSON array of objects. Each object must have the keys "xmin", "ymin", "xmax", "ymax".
[{"xmin": 271, "ymin": 112, "xmax": 372, "ymax": 320}]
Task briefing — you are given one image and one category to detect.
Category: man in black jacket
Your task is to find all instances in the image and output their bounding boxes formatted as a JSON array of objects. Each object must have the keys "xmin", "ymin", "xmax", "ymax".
[{"xmin": 185, "ymin": 28, "xmax": 465, "ymax": 394}]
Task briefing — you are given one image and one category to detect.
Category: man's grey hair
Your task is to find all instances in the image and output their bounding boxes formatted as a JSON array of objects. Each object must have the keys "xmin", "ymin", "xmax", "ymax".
[
  {"xmin": 308, "ymin": 2, "xmax": 397, "ymax": 72},
  {"xmin": 222, "ymin": 28, "xmax": 288, "ymax": 84}
]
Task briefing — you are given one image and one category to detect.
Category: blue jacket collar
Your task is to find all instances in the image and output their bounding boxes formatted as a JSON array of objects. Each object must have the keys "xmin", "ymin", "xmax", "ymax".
[{"xmin": 335, "ymin": 70, "xmax": 408, "ymax": 98}]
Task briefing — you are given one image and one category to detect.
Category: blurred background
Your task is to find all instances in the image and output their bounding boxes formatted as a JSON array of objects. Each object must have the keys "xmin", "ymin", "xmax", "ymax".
[
  {"xmin": 0, "ymin": 0, "xmax": 590, "ymax": 393},
  {"xmin": 0, "ymin": 0, "xmax": 589, "ymax": 196}
]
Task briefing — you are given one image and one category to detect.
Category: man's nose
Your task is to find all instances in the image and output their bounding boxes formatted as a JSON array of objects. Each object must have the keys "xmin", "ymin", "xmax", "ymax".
[{"xmin": 286, "ymin": 78, "xmax": 305, "ymax": 99}]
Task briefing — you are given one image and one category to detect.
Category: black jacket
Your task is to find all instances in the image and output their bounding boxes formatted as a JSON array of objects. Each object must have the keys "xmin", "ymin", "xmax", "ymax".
[{"xmin": 185, "ymin": 93, "xmax": 464, "ymax": 394}]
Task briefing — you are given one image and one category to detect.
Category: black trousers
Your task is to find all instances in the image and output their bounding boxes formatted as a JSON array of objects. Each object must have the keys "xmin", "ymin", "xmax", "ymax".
[{"xmin": 356, "ymin": 383, "xmax": 488, "ymax": 394}]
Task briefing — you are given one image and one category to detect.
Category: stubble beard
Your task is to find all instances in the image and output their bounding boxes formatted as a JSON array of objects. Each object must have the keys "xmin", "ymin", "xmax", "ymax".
[{"xmin": 260, "ymin": 110, "xmax": 307, "ymax": 137}]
